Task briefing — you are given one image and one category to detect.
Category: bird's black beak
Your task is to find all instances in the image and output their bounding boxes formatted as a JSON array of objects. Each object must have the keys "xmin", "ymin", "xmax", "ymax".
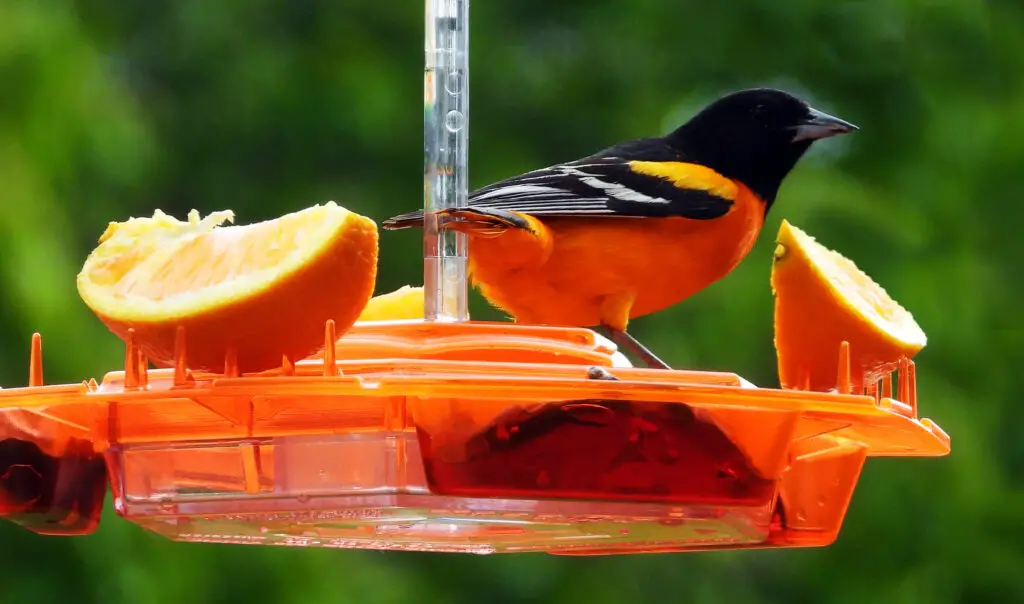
[{"xmin": 792, "ymin": 107, "xmax": 858, "ymax": 142}]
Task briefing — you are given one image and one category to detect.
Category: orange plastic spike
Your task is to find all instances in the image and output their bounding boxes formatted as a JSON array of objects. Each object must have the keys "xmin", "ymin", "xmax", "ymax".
[
  {"xmin": 124, "ymin": 329, "xmax": 139, "ymax": 389},
  {"xmin": 864, "ymin": 378, "xmax": 878, "ymax": 401},
  {"xmin": 281, "ymin": 354, "xmax": 295, "ymax": 376},
  {"xmin": 28, "ymin": 333, "xmax": 43, "ymax": 387},
  {"xmin": 882, "ymin": 373, "xmax": 893, "ymax": 399},
  {"xmin": 323, "ymin": 320, "xmax": 338, "ymax": 377},
  {"xmin": 836, "ymin": 341, "xmax": 851, "ymax": 395},
  {"xmin": 224, "ymin": 345, "xmax": 240, "ymax": 378},
  {"xmin": 908, "ymin": 360, "xmax": 918, "ymax": 416},
  {"xmin": 137, "ymin": 349, "xmax": 149, "ymax": 389},
  {"xmin": 173, "ymin": 326, "xmax": 189, "ymax": 386},
  {"xmin": 897, "ymin": 357, "xmax": 910, "ymax": 404}
]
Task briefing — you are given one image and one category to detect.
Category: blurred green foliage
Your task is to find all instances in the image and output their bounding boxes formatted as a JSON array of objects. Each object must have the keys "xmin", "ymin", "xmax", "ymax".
[{"xmin": 1, "ymin": 0, "xmax": 1021, "ymax": 602}]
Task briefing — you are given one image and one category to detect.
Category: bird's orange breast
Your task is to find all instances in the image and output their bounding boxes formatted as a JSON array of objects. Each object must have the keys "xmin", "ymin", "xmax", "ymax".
[{"xmin": 466, "ymin": 184, "xmax": 766, "ymax": 330}]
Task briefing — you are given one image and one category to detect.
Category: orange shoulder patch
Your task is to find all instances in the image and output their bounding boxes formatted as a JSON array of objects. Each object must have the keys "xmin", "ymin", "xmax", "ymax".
[{"xmin": 627, "ymin": 161, "xmax": 738, "ymax": 201}]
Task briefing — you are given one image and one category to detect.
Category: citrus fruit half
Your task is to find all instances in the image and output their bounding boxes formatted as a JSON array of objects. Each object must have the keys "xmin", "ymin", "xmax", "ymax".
[
  {"xmin": 77, "ymin": 202, "xmax": 379, "ymax": 374},
  {"xmin": 771, "ymin": 220, "xmax": 927, "ymax": 392},
  {"xmin": 356, "ymin": 285, "xmax": 425, "ymax": 322}
]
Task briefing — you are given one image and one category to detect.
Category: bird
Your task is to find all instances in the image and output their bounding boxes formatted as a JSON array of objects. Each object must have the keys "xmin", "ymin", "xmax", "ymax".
[{"xmin": 383, "ymin": 88, "xmax": 857, "ymax": 369}]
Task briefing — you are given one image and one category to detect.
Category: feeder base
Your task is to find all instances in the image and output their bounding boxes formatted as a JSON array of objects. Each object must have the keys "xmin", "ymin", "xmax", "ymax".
[
  {"xmin": 109, "ymin": 431, "xmax": 865, "ymax": 554},
  {"xmin": 0, "ymin": 321, "xmax": 949, "ymax": 554}
]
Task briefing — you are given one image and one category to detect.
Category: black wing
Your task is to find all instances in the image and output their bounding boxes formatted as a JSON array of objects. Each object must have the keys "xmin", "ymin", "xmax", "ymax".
[{"xmin": 382, "ymin": 139, "xmax": 733, "ymax": 229}]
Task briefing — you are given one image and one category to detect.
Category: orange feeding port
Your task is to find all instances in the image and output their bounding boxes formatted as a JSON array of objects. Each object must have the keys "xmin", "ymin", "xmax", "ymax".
[{"xmin": 0, "ymin": 0, "xmax": 948, "ymax": 555}]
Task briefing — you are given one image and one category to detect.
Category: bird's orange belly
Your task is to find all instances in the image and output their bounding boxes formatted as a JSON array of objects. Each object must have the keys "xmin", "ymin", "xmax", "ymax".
[{"xmin": 467, "ymin": 203, "xmax": 764, "ymax": 330}]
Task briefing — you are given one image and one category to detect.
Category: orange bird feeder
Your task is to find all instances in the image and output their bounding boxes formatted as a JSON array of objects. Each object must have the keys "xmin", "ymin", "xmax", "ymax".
[{"xmin": 0, "ymin": 1, "xmax": 947, "ymax": 554}]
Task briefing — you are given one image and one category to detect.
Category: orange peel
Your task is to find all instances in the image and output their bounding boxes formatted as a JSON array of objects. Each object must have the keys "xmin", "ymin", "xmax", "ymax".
[
  {"xmin": 772, "ymin": 220, "xmax": 926, "ymax": 392},
  {"xmin": 77, "ymin": 202, "xmax": 378, "ymax": 373}
]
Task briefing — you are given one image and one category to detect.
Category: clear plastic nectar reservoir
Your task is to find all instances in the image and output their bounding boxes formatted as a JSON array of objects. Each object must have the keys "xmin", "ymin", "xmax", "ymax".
[{"xmin": 423, "ymin": 0, "xmax": 470, "ymax": 321}]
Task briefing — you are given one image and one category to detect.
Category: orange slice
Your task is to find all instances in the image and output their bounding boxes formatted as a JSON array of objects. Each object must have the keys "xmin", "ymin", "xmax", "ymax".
[
  {"xmin": 356, "ymin": 286, "xmax": 425, "ymax": 322},
  {"xmin": 771, "ymin": 220, "xmax": 926, "ymax": 392},
  {"xmin": 77, "ymin": 202, "xmax": 378, "ymax": 374}
]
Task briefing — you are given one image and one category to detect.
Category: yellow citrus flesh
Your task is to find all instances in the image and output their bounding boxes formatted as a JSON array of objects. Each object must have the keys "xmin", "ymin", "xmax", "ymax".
[
  {"xmin": 357, "ymin": 286, "xmax": 425, "ymax": 322},
  {"xmin": 771, "ymin": 220, "xmax": 926, "ymax": 392},
  {"xmin": 77, "ymin": 202, "xmax": 379, "ymax": 373}
]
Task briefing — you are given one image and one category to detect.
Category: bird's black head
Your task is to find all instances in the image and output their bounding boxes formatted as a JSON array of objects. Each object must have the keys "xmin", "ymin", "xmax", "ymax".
[{"xmin": 666, "ymin": 88, "xmax": 856, "ymax": 208}]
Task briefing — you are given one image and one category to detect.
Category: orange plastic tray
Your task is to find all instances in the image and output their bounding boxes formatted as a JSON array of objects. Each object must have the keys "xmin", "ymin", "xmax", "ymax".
[{"xmin": 0, "ymin": 320, "xmax": 948, "ymax": 554}]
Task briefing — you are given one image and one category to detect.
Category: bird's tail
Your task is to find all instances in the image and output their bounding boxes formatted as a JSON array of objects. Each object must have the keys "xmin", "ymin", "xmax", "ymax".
[
  {"xmin": 381, "ymin": 210, "xmax": 425, "ymax": 230},
  {"xmin": 382, "ymin": 207, "xmax": 530, "ymax": 237}
]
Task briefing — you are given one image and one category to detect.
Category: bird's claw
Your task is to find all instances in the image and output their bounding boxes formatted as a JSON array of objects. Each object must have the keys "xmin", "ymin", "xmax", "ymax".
[{"xmin": 586, "ymin": 366, "xmax": 619, "ymax": 381}]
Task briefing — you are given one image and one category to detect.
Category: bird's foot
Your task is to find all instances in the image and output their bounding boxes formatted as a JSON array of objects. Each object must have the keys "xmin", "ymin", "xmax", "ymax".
[
  {"xmin": 586, "ymin": 366, "xmax": 619, "ymax": 381},
  {"xmin": 599, "ymin": 325, "xmax": 672, "ymax": 370}
]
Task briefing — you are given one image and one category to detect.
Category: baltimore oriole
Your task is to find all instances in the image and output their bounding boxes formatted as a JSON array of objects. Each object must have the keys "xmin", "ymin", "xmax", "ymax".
[{"xmin": 383, "ymin": 88, "xmax": 857, "ymax": 369}]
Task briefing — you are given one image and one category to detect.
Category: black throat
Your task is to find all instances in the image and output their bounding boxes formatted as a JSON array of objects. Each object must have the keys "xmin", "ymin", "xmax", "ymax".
[{"xmin": 665, "ymin": 127, "xmax": 813, "ymax": 216}]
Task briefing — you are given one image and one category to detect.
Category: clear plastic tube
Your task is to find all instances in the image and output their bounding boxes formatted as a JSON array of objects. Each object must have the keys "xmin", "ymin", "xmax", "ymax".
[{"xmin": 423, "ymin": 0, "xmax": 469, "ymax": 321}]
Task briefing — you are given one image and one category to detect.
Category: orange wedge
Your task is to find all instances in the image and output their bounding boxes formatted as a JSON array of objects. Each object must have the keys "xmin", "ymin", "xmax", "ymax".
[
  {"xmin": 77, "ymin": 202, "xmax": 378, "ymax": 374},
  {"xmin": 356, "ymin": 286, "xmax": 425, "ymax": 322},
  {"xmin": 771, "ymin": 220, "xmax": 927, "ymax": 392}
]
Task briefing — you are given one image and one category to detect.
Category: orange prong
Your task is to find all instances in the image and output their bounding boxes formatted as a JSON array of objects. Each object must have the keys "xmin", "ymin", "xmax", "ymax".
[
  {"xmin": 137, "ymin": 348, "xmax": 149, "ymax": 389},
  {"xmin": 836, "ymin": 341, "xmax": 851, "ymax": 395},
  {"xmin": 124, "ymin": 329, "xmax": 139, "ymax": 389},
  {"xmin": 864, "ymin": 378, "xmax": 878, "ymax": 401},
  {"xmin": 882, "ymin": 373, "xmax": 893, "ymax": 399},
  {"xmin": 323, "ymin": 320, "xmax": 338, "ymax": 377},
  {"xmin": 281, "ymin": 354, "xmax": 295, "ymax": 376},
  {"xmin": 173, "ymin": 326, "xmax": 189, "ymax": 386},
  {"xmin": 29, "ymin": 333, "xmax": 43, "ymax": 387},
  {"xmin": 224, "ymin": 345, "xmax": 240, "ymax": 378},
  {"xmin": 897, "ymin": 357, "xmax": 910, "ymax": 404},
  {"xmin": 908, "ymin": 360, "xmax": 918, "ymax": 416}
]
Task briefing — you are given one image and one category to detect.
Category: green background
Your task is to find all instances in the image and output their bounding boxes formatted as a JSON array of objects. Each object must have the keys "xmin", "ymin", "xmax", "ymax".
[{"xmin": 1, "ymin": 0, "xmax": 1020, "ymax": 602}]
